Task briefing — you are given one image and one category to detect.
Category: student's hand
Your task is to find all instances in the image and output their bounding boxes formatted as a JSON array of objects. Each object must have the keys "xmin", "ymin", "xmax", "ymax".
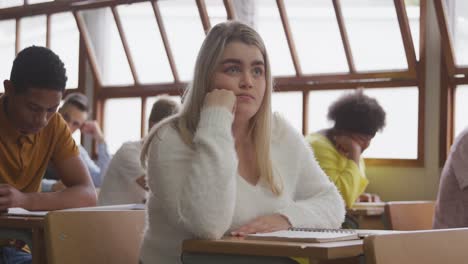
[
  {"xmin": 0, "ymin": 184, "xmax": 30, "ymax": 211},
  {"xmin": 81, "ymin": 120, "xmax": 105, "ymax": 143},
  {"xmin": 135, "ymin": 175, "xmax": 149, "ymax": 191},
  {"xmin": 358, "ymin": 193, "xmax": 381, "ymax": 203},
  {"xmin": 203, "ymin": 89, "xmax": 236, "ymax": 113},
  {"xmin": 334, "ymin": 135, "xmax": 362, "ymax": 164},
  {"xmin": 230, "ymin": 214, "xmax": 291, "ymax": 236},
  {"xmin": 51, "ymin": 181, "xmax": 66, "ymax": 192}
]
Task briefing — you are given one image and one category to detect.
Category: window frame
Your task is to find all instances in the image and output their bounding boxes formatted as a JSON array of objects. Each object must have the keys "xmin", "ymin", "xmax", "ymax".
[{"xmin": 0, "ymin": 0, "xmax": 427, "ymax": 166}]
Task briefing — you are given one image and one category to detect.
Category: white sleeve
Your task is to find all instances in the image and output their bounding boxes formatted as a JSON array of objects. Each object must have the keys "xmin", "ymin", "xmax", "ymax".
[
  {"xmin": 147, "ymin": 107, "xmax": 238, "ymax": 239},
  {"xmin": 276, "ymin": 120, "xmax": 346, "ymax": 229}
]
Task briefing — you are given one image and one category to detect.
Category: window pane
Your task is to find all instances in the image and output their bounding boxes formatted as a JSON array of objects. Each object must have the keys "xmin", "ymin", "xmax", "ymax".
[
  {"xmin": 104, "ymin": 98, "xmax": 141, "ymax": 153},
  {"xmin": 341, "ymin": 0, "xmax": 408, "ymax": 71},
  {"xmin": 284, "ymin": 0, "xmax": 349, "ymax": 74},
  {"xmin": 451, "ymin": 0, "xmax": 468, "ymax": 66},
  {"xmin": 0, "ymin": 0, "xmax": 23, "ymax": 8},
  {"xmin": 257, "ymin": 0, "xmax": 295, "ymax": 76},
  {"xmin": 117, "ymin": 2, "xmax": 174, "ymax": 84},
  {"xmin": 272, "ymin": 91, "xmax": 302, "ymax": 133},
  {"xmin": 308, "ymin": 88, "xmax": 418, "ymax": 159},
  {"xmin": 0, "ymin": 20, "xmax": 15, "ymax": 93},
  {"xmin": 19, "ymin": 15, "xmax": 46, "ymax": 51},
  {"xmin": 406, "ymin": 1, "xmax": 420, "ymax": 60},
  {"xmin": 455, "ymin": 85, "xmax": 468, "ymax": 136},
  {"xmin": 144, "ymin": 95, "xmax": 181, "ymax": 134},
  {"xmin": 159, "ymin": 0, "xmax": 205, "ymax": 81},
  {"xmin": 206, "ymin": 0, "xmax": 228, "ymax": 27},
  {"xmin": 72, "ymin": 130, "xmax": 81, "ymax": 146},
  {"xmin": 50, "ymin": 12, "xmax": 79, "ymax": 89},
  {"xmin": 27, "ymin": 0, "xmax": 53, "ymax": 4},
  {"xmin": 80, "ymin": 8, "xmax": 133, "ymax": 86}
]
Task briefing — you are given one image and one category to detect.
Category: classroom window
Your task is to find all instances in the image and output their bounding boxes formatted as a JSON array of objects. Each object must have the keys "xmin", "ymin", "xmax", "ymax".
[
  {"xmin": 159, "ymin": 0, "xmax": 205, "ymax": 81},
  {"xmin": 449, "ymin": 0, "xmax": 468, "ymax": 67},
  {"xmin": 206, "ymin": 0, "xmax": 228, "ymax": 26},
  {"xmin": 50, "ymin": 12, "xmax": 79, "ymax": 89},
  {"xmin": 284, "ymin": 0, "xmax": 349, "ymax": 74},
  {"xmin": 0, "ymin": 19, "xmax": 15, "ymax": 93},
  {"xmin": 340, "ymin": 0, "xmax": 409, "ymax": 71},
  {"xmin": 19, "ymin": 15, "xmax": 47, "ymax": 51},
  {"xmin": 257, "ymin": 0, "xmax": 296, "ymax": 76},
  {"xmin": 308, "ymin": 88, "xmax": 419, "ymax": 159},
  {"xmin": 271, "ymin": 91, "xmax": 303, "ymax": 133},
  {"xmin": 455, "ymin": 85, "xmax": 468, "ymax": 137},
  {"xmin": 117, "ymin": 2, "xmax": 174, "ymax": 84},
  {"xmin": 104, "ymin": 98, "xmax": 142, "ymax": 154},
  {"xmin": 0, "ymin": 0, "xmax": 22, "ymax": 8}
]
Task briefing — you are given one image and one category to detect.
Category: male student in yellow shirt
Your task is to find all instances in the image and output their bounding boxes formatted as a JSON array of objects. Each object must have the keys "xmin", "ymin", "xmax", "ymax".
[{"xmin": 0, "ymin": 46, "xmax": 97, "ymax": 262}]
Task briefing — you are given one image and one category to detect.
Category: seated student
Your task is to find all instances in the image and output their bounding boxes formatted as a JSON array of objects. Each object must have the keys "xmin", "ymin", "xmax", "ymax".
[
  {"xmin": 305, "ymin": 90, "xmax": 386, "ymax": 210},
  {"xmin": 0, "ymin": 47, "xmax": 96, "ymax": 262},
  {"xmin": 139, "ymin": 21, "xmax": 345, "ymax": 264},
  {"xmin": 434, "ymin": 127, "xmax": 468, "ymax": 228},
  {"xmin": 42, "ymin": 92, "xmax": 111, "ymax": 190},
  {"xmin": 98, "ymin": 97, "xmax": 180, "ymax": 205}
]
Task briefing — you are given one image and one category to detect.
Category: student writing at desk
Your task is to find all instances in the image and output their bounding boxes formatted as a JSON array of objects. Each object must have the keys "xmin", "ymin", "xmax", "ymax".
[
  {"xmin": 305, "ymin": 90, "xmax": 386, "ymax": 228},
  {"xmin": 0, "ymin": 46, "xmax": 97, "ymax": 263},
  {"xmin": 139, "ymin": 21, "xmax": 345, "ymax": 264}
]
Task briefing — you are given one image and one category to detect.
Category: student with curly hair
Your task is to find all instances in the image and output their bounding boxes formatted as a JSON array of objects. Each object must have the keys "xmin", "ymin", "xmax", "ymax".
[{"xmin": 306, "ymin": 90, "xmax": 386, "ymax": 210}]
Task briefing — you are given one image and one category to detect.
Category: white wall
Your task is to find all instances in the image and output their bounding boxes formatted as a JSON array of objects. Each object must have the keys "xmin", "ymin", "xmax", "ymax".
[{"xmin": 366, "ymin": 1, "xmax": 442, "ymax": 201}]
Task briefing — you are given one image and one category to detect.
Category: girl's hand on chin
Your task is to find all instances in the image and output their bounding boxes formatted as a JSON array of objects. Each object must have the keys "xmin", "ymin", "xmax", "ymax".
[{"xmin": 204, "ymin": 89, "xmax": 236, "ymax": 113}]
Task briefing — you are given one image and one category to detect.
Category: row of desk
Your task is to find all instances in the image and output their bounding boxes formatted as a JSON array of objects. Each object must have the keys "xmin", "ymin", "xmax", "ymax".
[{"xmin": 0, "ymin": 203, "xmax": 386, "ymax": 264}]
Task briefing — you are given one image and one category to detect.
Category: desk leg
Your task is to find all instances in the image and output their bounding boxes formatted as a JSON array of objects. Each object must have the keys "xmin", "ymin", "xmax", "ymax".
[{"xmin": 31, "ymin": 228, "xmax": 46, "ymax": 264}]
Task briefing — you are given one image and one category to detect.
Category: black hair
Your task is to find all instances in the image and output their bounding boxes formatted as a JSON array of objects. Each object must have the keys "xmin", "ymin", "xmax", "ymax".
[
  {"xmin": 10, "ymin": 46, "xmax": 67, "ymax": 94},
  {"xmin": 328, "ymin": 90, "xmax": 386, "ymax": 136}
]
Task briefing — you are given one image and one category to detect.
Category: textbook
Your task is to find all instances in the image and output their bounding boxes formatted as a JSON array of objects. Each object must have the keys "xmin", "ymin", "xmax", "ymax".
[{"xmin": 245, "ymin": 228, "xmax": 360, "ymax": 243}]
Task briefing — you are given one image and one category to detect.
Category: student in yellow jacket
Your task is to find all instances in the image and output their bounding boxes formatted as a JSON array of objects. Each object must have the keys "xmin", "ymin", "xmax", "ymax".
[{"xmin": 306, "ymin": 90, "xmax": 386, "ymax": 209}]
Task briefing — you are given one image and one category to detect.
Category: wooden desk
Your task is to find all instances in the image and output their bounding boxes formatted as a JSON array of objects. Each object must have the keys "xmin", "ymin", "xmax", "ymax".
[
  {"xmin": 348, "ymin": 202, "xmax": 386, "ymax": 230},
  {"xmin": 183, "ymin": 236, "xmax": 363, "ymax": 261},
  {"xmin": 0, "ymin": 215, "xmax": 46, "ymax": 264}
]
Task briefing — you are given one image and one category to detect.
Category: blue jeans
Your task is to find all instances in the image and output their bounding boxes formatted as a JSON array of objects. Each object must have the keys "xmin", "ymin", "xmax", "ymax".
[{"xmin": 0, "ymin": 247, "xmax": 32, "ymax": 264}]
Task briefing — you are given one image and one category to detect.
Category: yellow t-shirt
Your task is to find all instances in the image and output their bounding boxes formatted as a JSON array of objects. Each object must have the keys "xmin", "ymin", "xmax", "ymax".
[
  {"xmin": 0, "ymin": 95, "xmax": 79, "ymax": 192},
  {"xmin": 306, "ymin": 133, "xmax": 368, "ymax": 208}
]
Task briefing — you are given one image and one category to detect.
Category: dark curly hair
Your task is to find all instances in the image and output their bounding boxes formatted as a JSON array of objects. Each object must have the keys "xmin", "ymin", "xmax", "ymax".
[
  {"xmin": 328, "ymin": 90, "xmax": 386, "ymax": 136},
  {"xmin": 10, "ymin": 46, "xmax": 67, "ymax": 94}
]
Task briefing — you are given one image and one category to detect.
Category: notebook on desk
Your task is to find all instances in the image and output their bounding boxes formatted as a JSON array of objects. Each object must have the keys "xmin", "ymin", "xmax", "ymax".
[{"xmin": 245, "ymin": 228, "xmax": 360, "ymax": 243}]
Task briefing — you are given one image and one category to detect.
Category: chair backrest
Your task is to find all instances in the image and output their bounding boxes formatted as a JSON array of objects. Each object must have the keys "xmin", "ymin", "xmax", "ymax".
[
  {"xmin": 364, "ymin": 228, "xmax": 468, "ymax": 264},
  {"xmin": 45, "ymin": 210, "xmax": 145, "ymax": 264},
  {"xmin": 385, "ymin": 201, "xmax": 435, "ymax": 230}
]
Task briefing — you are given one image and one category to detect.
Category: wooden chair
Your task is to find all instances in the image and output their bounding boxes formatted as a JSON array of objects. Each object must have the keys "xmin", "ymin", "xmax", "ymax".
[
  {"xmin": 384, "ymin": 201, "xmax": 435, "ymax": 230},
  {"xmin": 44, "ymin": 209, "xmax": 145, "ymax": 264},
  {"xmin": 364, "ymin": 228, "xmax": 468, "ymax": 264}
]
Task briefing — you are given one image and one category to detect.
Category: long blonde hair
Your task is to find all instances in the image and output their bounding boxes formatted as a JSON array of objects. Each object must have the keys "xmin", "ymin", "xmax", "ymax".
[{"xmin": 141, "ymin": 21, "xmax": 282, "ymax": 195}]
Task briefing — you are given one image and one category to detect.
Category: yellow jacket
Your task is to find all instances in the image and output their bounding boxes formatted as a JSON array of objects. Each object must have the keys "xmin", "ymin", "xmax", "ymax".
[{"xmin": 306, "ymin": 133, "xmax": 368, "ymax": 208}]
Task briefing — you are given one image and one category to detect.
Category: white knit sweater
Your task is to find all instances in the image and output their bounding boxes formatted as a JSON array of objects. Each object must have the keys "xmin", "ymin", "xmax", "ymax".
[{"xmin": 139, "ymin": 107, "xmax": 345, "ymax": 264}]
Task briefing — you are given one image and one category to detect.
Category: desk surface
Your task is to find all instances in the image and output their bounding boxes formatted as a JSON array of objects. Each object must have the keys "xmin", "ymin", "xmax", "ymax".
[
  {"xmin": 183, "ymin": 236, "xmax": 363, "ymax": 260},
  {"xmin": 0, "ymin": 215, "xmax": 44, "ymax": 228}
]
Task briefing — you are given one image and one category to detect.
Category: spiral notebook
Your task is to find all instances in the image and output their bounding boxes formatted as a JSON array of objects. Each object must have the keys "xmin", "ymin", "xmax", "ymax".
[{"xmin": 245, "ymin": 228, "xmax": 360, "ymax": 243}]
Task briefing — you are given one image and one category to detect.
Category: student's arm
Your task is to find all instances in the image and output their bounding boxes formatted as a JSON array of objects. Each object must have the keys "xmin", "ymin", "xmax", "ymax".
[
  {"xmin": 147, "ymin": 108, "xmax": 238, "ymax": 240},
  {"xmin": 0, "ymin": 156, "xmax": 96, "ymax": 211},
  {"xmin": 273, "ymin": 122, "xmax": 346, "ymax": 229},
  {"xmin": 312, "ymin": 140, "xmax": 367, "ymax": 208}
]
